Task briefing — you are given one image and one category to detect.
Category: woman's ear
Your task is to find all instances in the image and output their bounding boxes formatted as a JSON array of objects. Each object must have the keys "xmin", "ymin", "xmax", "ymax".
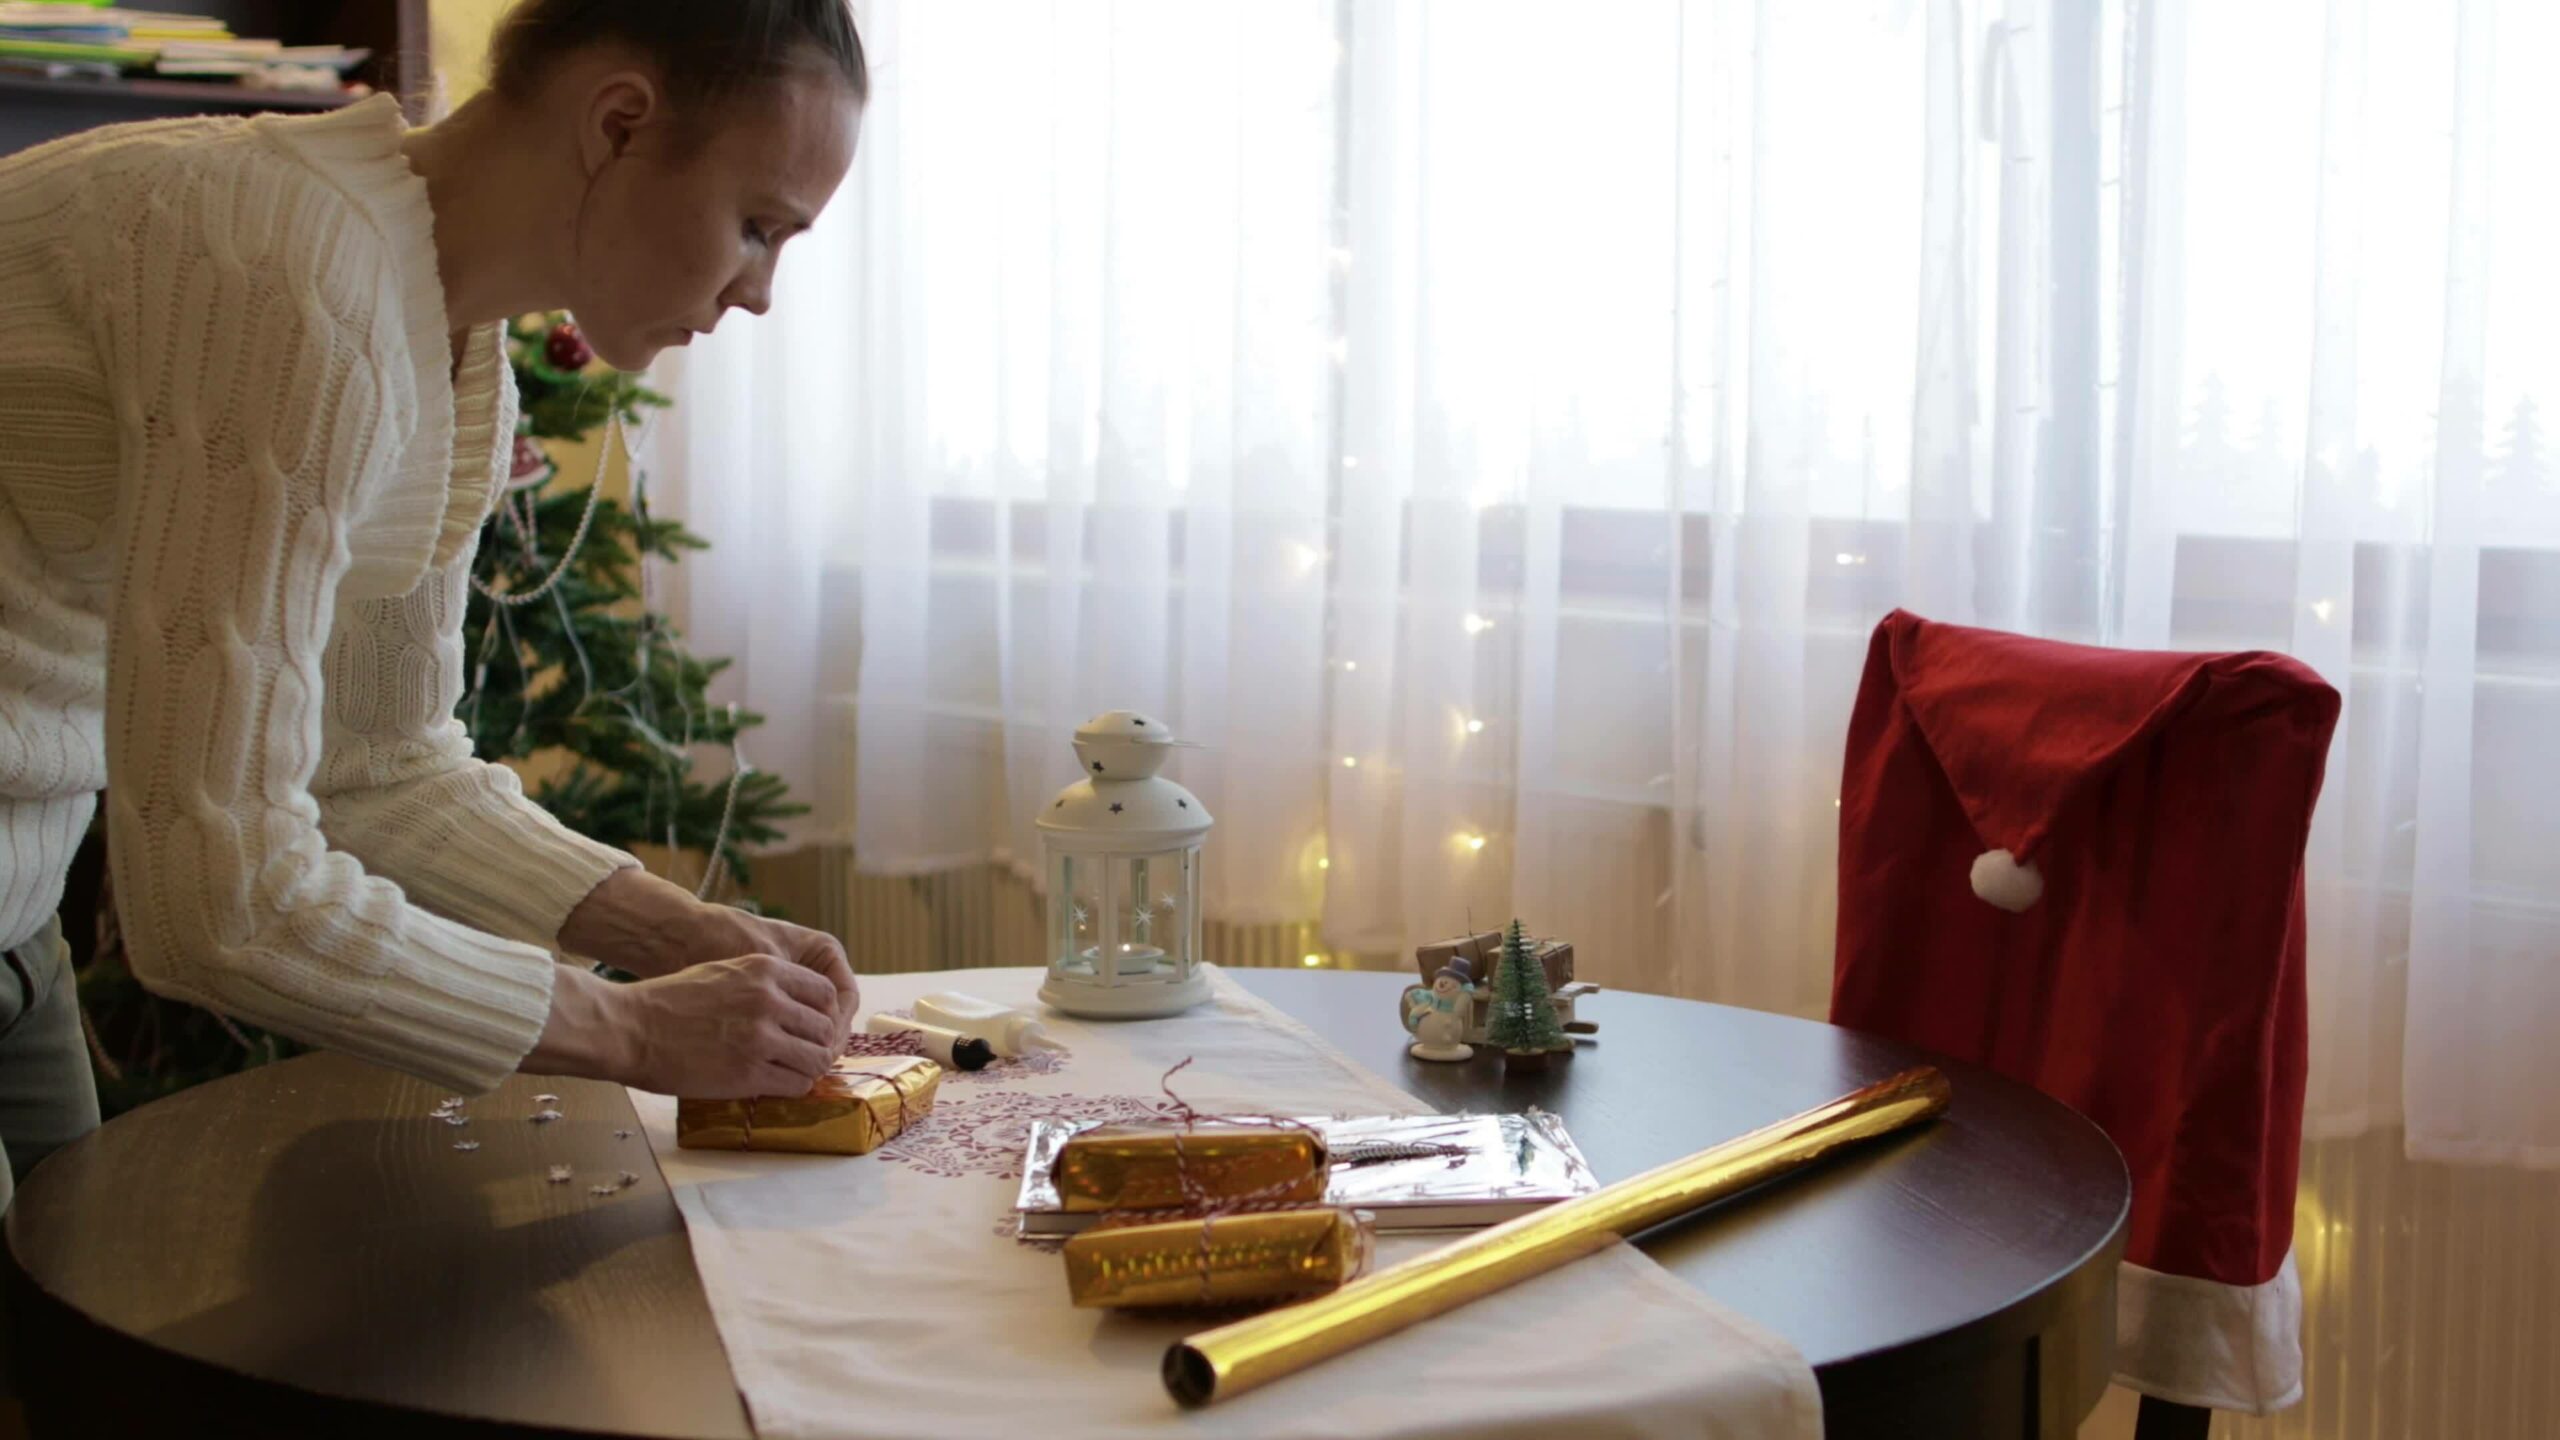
[{"xmin": 580, "ymin": 69, "xmax": 664, "ymax": 175}]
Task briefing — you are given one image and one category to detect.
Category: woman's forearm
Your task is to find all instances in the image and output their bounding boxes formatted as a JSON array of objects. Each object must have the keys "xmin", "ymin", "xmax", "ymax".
[
  {"xmin": 557, "ymin": 865, "xmax": 760, "ymax": 977},
  {"xmin": 521, "ymin": 962, "xmax": 639, "ymax": 1082}
]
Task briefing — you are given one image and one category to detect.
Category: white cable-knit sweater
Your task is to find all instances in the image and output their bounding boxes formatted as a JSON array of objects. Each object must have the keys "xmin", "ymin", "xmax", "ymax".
[{"xmin": 0, "ymin": 95, "xmax": 639, "ymax": 1092}]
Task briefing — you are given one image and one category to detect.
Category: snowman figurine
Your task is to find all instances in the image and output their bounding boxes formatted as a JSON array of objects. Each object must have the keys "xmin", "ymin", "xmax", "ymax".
[{"xmin": 1401, "ymin": 969, "xmax": 1477, "ymax": 1063}]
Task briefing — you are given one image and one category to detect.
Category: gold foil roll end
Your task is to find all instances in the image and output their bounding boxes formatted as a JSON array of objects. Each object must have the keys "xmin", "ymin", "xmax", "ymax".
[
  {"xmin": 1054, "ymin": 1123, "xmax": 1328, "ymax": 1212},
  {"xmin": 1064, "ymin": 1207, "xmax": 1371, "ymax": 1310},
  {"xmin": 676, "ymin": 1054, "xmax": 942, "ymax": 1155}
]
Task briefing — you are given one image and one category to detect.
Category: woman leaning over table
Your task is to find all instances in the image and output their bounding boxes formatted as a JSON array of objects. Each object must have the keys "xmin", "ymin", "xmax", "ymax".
[{"xmin": 0, "ymin": 0, "xmax": 870, "ymax": 1211}]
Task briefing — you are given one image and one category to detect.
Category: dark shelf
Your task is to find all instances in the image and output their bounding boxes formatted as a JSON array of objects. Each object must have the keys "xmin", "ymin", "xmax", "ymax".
[
  {"xmin": 0, "ymin": 71, "xmax": 359, "ymax": 112},
  {"xmin": 0, "ymin": 2, "xmax": 422, "ymax": 156}
]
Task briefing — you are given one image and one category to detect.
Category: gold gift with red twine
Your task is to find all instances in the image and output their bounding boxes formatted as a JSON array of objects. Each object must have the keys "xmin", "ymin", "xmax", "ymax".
[
  {"xmin": 676, "ymin": 1052, "xmax": 942, "ymax": 1156},
  {"xmin": 1058, "ymin": 1060, "xmax": 1374, "ymax": 1310}
]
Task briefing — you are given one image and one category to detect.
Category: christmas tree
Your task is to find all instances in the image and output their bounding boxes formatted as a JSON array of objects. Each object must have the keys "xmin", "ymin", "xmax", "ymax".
[
  {"xmin": 463, "ymin": 316, "xmax": 804, "ymax": 898},
  {"xmin": 75, "ymin": 315, "xmax": 801, "ymax": 1115},
  {"xmin": 1484, "ymin": 919, "xmax": 1569, "ymax": 1059}
]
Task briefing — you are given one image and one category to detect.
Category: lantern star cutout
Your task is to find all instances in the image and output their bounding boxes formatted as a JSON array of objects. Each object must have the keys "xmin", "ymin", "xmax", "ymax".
[{"xmin": 1110, "ymin": 802, "xmax": 1125, "ymax": 814}]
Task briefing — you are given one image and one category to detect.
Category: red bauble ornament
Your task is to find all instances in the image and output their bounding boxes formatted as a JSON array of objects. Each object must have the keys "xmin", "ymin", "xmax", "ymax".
[
  {"xmin": 546, "ymin": 322, "xmax": 594, "ymax": 371},
  {"xmin": 511, "ymin": 435, "xmax": 549, "ymax": 480}
]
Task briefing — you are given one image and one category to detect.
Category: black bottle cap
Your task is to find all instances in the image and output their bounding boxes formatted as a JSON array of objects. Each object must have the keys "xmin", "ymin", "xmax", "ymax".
[{"xmin": 950, "ymin": 1036, "xmax": 996, "ymax": 1071}]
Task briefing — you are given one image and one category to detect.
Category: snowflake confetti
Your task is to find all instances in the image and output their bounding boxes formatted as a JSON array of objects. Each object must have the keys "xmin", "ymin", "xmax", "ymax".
[
  {"xmin": 547, "ymin": 1165, "xmax": 573, "ymax": 1184},
  {"xmin": 452, "ymin": 1140, "xmax": 481, "ymax": 1152},
  {"xmin": 589, "ymin": 1185, "xmax": 619, "ymax": 1198},
  {"xmin": 442, "ymin": 1114, "xmax": 471, "ymax": 1128},
  {"xmin": 616, "ymin": 1170, "xmax": 640, "ymax": 1189},
  {"xmin": 534, "ymin": 1093, "xmax": 560, "ymax": 1105},
  {"xmin": 531, "ymin": 1109, "xmax": 565, "ymax": 1124},
  {"xmin": 613, "ymin": 1129, "xmax": 634, "ymax": 1140}
]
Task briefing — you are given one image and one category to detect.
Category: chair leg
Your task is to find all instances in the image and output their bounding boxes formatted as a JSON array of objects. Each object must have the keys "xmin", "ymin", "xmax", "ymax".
[{"xmin": 2133, "ymin": 1395, "xmax": 2213, "ymax": 1440}]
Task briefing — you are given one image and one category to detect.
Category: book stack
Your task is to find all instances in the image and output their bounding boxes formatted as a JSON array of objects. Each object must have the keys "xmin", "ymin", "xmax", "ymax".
[{"xmin": 0, "ymin": 5, "xmax": 368, "ymax": 91}]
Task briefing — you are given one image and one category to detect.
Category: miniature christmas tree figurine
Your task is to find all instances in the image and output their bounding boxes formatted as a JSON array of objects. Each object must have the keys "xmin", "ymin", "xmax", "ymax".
[{"xmin": 1484, "ymin": 919, "xmax": 1571, "ymax": 1070}]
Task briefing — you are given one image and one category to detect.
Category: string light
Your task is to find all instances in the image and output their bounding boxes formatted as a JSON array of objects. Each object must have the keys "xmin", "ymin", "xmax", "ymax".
[
  {"xmin": 1342, "ymin": 660, "xmax": 1359, "ymax": 672},
  {"xmin": 1460, "ymin": 833, "xmax": 1488, "ymax": 852},
  {"xmin": 1302, "ymin": 953, "xmax": 1325, "ymax": 968},
  {"xmin": 1343, "ymin": 455, "xmax": 1361, "ymax": 470},
  {"xmin": 1463, "ymin": 613, "xmax": 1494, "ymax": 635},
  {"xmin": 1317, "ymin": 857, "xmax": 1331, "ymax": 870},
  {"xmin": 1341, "ymin": 756, "xmax": 1359, "ymax": 768},
  {"xmin": 1466, "ymin": 717, "xmax": 1485, "ymax": 734},
  {"xmin": 2311, "ymin": 598, "xmax": 2336, "ymax": 624}
]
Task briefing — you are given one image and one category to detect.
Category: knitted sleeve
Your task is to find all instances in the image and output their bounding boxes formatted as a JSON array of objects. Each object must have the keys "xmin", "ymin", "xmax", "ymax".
[
  {"xmin": 93, "ymin": 150, "xmax": 558, "ymax": 1093},
  {"xmin": 311, "ymin": 536, "xmax": 640, "ymax": 953}
]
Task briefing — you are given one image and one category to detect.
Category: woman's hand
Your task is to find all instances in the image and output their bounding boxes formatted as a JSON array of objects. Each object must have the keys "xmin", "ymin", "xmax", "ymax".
[
  {"xmin": 710, "ymin": 913, "xmax": 858, "ymax": 1048},
  {"xmin": 558, "ymin": 866, "xmax": 859, "ymax": 1049},
  {"xmin": 524, "ymin": 957, "xmax": 841, "ymax": 1098}
]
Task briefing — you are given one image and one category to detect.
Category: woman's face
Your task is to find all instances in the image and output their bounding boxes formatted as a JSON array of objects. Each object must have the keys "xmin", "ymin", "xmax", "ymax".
[{"xmin": 564, "ymin": 69, "xmax": 860, "ymax": 370}]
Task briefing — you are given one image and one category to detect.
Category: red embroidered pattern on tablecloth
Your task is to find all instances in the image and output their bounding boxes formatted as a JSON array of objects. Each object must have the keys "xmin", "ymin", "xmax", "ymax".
[
  {"xmin": 875, "ymin": 1090, "xmax": 1164, "ymax": 1178},
  {"xmin": 866, "ymin": 1008, "xmax": 1072, "ymax": 1085}
]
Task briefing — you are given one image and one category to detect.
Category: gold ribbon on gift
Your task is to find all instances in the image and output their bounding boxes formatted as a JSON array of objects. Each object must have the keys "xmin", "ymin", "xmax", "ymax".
[{"xmin": 1163, "ymin": 1065, "xmax": 1953, "ymax": 1408}]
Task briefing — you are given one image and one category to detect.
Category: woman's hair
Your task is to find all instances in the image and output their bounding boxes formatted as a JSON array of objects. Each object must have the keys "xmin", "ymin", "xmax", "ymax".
[{"xmin": 488, "ymin": 0, "xmax": 868, "ymax": 115}]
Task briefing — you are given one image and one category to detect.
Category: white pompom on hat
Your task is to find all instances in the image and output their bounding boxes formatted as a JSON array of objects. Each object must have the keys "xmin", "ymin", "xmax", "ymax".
[{"xmin": 1969, "ymin": 848, "xmax": 2044, "ymax": 913}]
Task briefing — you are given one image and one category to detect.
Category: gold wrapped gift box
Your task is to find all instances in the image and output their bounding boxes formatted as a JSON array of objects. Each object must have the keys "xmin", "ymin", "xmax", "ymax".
[
  {"xmin": 1415, "ymin": 931, "xmax": 1574, "ymax": 990},
  {"xmin": 1053, "ymin": 1123, "xmax": 1328, "ymax": 1213},
  {"xmin": 1064, "ymin": 1208, "xmax": 1374, "ymax": 1309},
  {"xmin": 676, "ymin": 1054, "xmax": 942, "ymax": 1155}
]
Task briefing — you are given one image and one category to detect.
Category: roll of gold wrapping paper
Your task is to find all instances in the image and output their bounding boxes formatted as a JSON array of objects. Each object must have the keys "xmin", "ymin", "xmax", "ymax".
[{"xmin": 1163, "ymin": 1065, "xmax": 1952, "ymax": 1408}]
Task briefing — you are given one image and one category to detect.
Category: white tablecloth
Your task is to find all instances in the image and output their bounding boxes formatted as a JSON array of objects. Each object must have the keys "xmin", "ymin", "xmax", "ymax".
[{"xmin": 630, "ymin": 967, "xmax": 1823, "ymax": 1440}]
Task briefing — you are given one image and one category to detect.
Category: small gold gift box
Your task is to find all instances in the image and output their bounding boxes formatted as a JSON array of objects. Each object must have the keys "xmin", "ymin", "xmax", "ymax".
[
  {"xmin": 1053, "ymin": 1123, "xmax": 1327, "ymax": 1213},
  {"xmin": 676, "ymin": 1054, "xmax": 941, "ymax": 1155},
  {"xmin": 1064, "ymin": 1208, "xmax": 1374, "ymax": 1309},
  {"xmin": 1415, "ymin": 931, "xmax": 1574, "ymax": 990}
]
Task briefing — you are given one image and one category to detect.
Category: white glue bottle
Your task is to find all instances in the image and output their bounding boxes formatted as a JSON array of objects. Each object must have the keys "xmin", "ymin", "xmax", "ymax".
[
  {"xmin": 865, "ymin": 1014, "xmax": 996, "ymax": 1072},
  {"xmin": 913, "ymin": 992, "xmax": 1070, "ymax": 1059}
]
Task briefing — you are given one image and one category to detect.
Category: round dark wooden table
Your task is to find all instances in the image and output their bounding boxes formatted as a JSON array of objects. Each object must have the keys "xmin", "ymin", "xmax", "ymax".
[{"xmin": 3, "ymin": 969, "xmax": 2128, "ymax": 1439}]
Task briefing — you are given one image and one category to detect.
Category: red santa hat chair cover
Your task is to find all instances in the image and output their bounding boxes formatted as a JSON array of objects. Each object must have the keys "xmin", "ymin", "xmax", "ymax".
[{"xmin": 1830, "ymin": 610, "xmax": 2339, "ymax": 1414}]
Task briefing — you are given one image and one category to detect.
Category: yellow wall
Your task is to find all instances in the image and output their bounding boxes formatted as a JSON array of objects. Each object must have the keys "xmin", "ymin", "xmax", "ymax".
[{"xmin": 431, "ymin": 0, "xmax": 512, "ymax": 109}]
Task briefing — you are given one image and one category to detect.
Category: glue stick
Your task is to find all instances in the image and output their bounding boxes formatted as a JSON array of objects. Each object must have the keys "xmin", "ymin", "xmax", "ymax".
[{"xmin": 864, "ymin": 1014, "xmax": 996, "ymax": 1071}]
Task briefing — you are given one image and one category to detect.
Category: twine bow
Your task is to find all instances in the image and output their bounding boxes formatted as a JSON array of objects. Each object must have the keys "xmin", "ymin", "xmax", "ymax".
[{"xmin": 1103, "ymin": 1058, "xmax": 1333, "ymax": 1305}]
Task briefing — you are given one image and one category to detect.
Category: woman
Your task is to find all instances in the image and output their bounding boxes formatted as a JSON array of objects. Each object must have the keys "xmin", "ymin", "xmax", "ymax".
[{"xmin": 0, "ymin": 0, "xmax": 868, "ymax": 1204}]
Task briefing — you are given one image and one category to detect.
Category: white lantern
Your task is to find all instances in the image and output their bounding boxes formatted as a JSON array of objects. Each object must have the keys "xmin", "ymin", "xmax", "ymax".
[{"xmin": 1036, "ymin": 711, "xmax": 1213, "ymax": 1018}]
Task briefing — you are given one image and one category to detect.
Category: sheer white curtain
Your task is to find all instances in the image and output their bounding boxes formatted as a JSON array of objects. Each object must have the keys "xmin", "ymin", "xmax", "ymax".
[{"xmin": 656, "ymin": 0, "xmax": 2560, "ymax": 1166}]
